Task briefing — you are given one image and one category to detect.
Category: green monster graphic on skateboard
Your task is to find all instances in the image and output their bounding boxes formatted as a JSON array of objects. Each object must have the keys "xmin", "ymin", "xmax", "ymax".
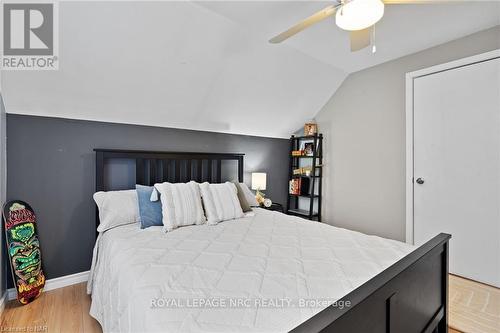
[{"xmin": 3, "ymin": 200, "xmax": 45, "ymax": 304}]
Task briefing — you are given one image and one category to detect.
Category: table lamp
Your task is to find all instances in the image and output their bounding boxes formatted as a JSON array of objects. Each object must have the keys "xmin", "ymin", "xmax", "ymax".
[{"xmin": 251, "ymin": 172, "xmax": 267, "ymax": 204}]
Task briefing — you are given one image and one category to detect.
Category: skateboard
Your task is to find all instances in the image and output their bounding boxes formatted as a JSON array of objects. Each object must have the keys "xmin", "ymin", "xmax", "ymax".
[{"xmin": 2, "ymin": 200, "xmax": 45, "ymax": 304}]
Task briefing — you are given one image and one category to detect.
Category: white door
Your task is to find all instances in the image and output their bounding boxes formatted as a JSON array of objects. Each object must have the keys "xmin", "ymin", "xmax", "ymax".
[{"xmin": 413, "ymin": 57, "xmax": 500, "ymax": 287}]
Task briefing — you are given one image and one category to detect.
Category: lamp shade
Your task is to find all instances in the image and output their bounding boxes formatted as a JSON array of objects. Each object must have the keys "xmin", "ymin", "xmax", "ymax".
[
  {"xmin": 336, "ymin": 0, "xmax": 384, "ymax": 31},
  {"xmin": 251, "ymin": 173, "xmax": 267, "ymax": 191}
]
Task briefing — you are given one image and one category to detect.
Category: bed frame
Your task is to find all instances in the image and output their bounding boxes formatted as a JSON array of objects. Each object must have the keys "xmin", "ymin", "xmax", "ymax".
[{"xmin": 94, "ymin": 148, "xmax": 451, "ymax": 333}]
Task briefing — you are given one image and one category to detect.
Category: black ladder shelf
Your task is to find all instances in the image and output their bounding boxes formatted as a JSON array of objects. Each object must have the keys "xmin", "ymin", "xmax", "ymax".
[{"xmin": 286, "ymin": 134, "xmax": 323, "ymax": 221}]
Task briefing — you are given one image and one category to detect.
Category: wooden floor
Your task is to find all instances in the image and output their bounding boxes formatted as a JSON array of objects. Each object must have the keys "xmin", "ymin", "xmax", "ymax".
[
  {"xmin": 449, "ymin": 274, "xmax": 500, "ymax": 333},
  {"xmin": 1, "ymin": 276, "xmax": 497, "ymax": 333},
  {"xmin": 1, "ymin": 282, "xmax": 101, "ymax": 333},
  {"xmin": 449, "ymin": 329, "xmax": 462, "ymax": 333}
]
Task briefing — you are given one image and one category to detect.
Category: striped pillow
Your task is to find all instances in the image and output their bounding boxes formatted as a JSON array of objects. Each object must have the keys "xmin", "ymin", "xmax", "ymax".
[
  {"xmin": 199, "ymin": 182, "xmax": 245, "ymax": 225},
  {"xmin": 154, "ymin": 181, "xmax": 206, "ymax": 232}
]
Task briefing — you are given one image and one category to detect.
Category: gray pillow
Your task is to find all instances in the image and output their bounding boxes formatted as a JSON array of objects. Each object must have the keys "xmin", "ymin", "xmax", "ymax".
[{"xmin": 232, "ymin": 181, "xmax": 252, "ymax": 212}]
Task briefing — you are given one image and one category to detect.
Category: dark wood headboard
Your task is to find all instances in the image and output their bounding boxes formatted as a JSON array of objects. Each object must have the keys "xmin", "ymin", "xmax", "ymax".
[{"xmin": 94, "ymin": 149, "xmax": 244, "ymax": 233}]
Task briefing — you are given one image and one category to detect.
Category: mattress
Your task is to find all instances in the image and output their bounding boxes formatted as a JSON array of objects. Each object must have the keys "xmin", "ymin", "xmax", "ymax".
[{"xmin": 88, "ymin": 208, "xmax": 415, "ymax": 333}]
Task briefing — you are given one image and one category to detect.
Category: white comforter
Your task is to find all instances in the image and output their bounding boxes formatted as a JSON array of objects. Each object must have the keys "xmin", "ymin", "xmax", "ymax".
[{"xmin": 88, "ymin": 209, "xmax": 414, "ymax": 333}]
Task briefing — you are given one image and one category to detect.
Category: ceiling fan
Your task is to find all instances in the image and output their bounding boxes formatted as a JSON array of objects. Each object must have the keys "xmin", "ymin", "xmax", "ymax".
[{"xmin": 269, "ymin": 0, "xmax": 445, "ymax": 52}]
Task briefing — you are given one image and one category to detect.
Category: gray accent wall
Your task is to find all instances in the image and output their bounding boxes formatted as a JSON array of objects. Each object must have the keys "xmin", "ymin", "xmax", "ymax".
[
  {"xmin": 315, "ymin": 26, "xmax": 500, "ymax": 241},
  {"xmin": 6, "ymin": 114, "xmax": 289, "ymax": 281},
  {"xmin": 0, "ymin": 94, "xmax": 6, "ymax": 293}
]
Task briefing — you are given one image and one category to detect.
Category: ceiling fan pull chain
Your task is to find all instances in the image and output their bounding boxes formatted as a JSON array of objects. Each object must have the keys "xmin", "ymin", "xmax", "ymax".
[{"xmin": 372, "ymin": 24, "xmax": 377, "ymax": 54}]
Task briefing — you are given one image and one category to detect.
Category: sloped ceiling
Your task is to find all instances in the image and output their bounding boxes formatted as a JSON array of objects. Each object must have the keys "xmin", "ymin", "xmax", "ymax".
[{"xmin": 2, "ymin": 1, "xmax": 499, "ymax": 138}]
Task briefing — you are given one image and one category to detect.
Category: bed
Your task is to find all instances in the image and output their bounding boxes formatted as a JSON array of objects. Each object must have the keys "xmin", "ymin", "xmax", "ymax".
[{"xmin": 89, "ymin": 149, "xmax": 450, "ymax": 333}]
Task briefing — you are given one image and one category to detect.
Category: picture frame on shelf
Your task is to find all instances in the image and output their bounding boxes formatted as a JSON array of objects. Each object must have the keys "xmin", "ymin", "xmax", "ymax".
[
  {"xmin": 303, "ymin": 142, "xmax": 314, "ymax": 156},
  {"xmin": 304, "ymin": 123, "xmax": 317, "ymax": 136},
  {"xmin": 299, "ymin": 140, "xmax": 314, "ymax": 156}
]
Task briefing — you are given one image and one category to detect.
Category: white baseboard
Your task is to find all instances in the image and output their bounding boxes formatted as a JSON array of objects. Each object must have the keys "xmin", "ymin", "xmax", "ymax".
[
  {"xmin": 6, "ymin": 270, "xmax": 89, "ymax": 301},
  {"xmin": 0, "ymin": 291, "xmax": 7, "ymax": 313}
]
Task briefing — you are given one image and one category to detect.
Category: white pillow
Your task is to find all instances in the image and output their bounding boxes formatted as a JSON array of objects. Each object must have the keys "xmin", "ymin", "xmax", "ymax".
[
  {"xmin": 93, "ymin": 190, "xmax": 140, "ymax": 232},
  {"xmin": 239, "ymin": 183, "xmax": 259, "ymax": 207},
  {"xmin": 154, "ymin": 181, "xmax": 206, "ymax": 232},
  {"xmin": 199, "ymin": 182, "xmax": 245, "ymax": 225}
]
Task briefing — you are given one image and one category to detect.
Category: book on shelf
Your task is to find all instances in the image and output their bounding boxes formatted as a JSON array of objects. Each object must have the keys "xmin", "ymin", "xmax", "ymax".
[
  {"xmin": 289, "ymin": 177, "xmax": 310, "ymax": 195},
  {"xmin": 289, "ymin": 178, "xmax": 301, "ymax": 195}
]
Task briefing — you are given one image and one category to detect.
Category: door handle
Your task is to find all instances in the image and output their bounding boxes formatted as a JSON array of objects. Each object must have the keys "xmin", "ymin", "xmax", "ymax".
[{"xmin": 416, "ymin": 178, "xmax": 424, "ymax": 185}]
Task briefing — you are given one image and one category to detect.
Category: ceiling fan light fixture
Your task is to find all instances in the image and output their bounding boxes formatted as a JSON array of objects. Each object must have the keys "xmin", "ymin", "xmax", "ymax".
[{"xmin": 336, "ymin": 0, "xmax": 384, "ymax": 31}]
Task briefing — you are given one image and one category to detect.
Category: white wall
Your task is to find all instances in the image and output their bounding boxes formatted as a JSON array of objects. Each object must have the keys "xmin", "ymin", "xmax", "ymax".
[
  {"xmin": 2, "ymin": 1, "xmax": 347, "ymax": 139},
  {"xmin": 4, "ymin": 2, "xmax": 498, "ymax": 139},
  {"xmin": 315, "ymin": 26, "xmax": 500, "ymax": 241}
]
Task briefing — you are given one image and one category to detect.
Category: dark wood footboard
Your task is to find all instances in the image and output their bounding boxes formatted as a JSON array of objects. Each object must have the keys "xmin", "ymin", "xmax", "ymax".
[{"xmin": 292, "ymin": 233, "xmax": 451, "ymax": 333}]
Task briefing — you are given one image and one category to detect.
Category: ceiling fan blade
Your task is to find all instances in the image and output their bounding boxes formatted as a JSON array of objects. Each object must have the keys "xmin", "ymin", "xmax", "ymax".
[
  {"xmin": 350, "ymin": 28, "xmax": 371, "ymax": 52},
  {"xmin": 269, "ymin": 5, "xmax": 338, "ymax": 44}
]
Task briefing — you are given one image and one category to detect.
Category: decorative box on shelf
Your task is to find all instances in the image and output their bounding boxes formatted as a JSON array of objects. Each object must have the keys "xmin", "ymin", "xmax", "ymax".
[{"xmin": 291, "ymin": 150, "xmax": 305, "ymax": 157}]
